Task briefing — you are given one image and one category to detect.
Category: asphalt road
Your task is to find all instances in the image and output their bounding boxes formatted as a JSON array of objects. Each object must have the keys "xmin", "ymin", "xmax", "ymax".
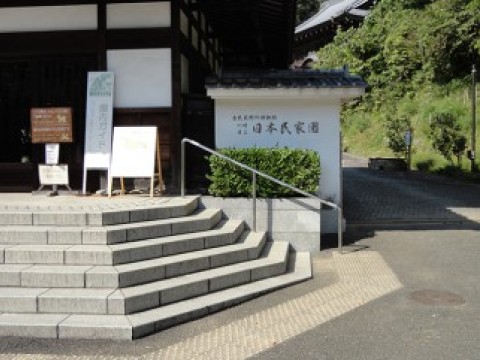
[
  {"xmin": 342, "ymin": 153, "xmax": 480, "ymax": 227},
  {"xmin": 252, "ymin": 154, "xmax": 480, "ymax": 360}
]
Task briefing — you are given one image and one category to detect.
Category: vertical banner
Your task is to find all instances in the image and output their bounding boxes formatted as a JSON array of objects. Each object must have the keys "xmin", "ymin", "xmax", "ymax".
[{"xmin": 82, "ymin": 72, "xmax": 114, "ymax": 194}]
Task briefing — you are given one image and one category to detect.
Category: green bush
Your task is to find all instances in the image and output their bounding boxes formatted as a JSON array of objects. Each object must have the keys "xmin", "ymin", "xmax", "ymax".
[
  {"xmin": 428, "ymin": 111, "xmax": 466, "ymax": 165},
  {"xmin": 207, "ymin": 148, "xmax": 320, "ymax": 198}
]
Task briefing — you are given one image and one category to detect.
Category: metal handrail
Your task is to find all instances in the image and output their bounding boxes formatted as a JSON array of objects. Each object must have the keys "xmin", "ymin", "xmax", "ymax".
[{"xmin": 181, "ymin": 138, "xmax": 343, "ymax": 252}]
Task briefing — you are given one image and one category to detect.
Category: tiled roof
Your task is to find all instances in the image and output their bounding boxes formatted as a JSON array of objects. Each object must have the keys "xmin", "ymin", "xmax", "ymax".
[
  {"xmin": 205, "ymin": 68, "xmax": 367, "ymax": 89},
  {"xmin": 296, "ymin": 0, "xmax": 371, "ymax": 34}
]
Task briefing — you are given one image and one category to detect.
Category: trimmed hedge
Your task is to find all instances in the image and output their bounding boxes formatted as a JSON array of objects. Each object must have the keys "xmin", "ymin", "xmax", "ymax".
[{"xmin": 207, "ymin": 148, "xmax": 320, "ymax": 198}]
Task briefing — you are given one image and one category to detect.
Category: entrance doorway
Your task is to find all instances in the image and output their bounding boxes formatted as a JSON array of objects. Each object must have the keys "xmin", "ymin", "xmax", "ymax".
[{"xmin": 0, "ymin": 55, "xmax": 97, "ymax": 191}]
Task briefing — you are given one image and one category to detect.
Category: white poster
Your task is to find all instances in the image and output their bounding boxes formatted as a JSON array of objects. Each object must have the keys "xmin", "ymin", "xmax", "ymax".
[
  {"xmin": 45, "ymin": 143, "xmax": 60, "ymax": 165},
  {"xmin": 110, "ymin": 126, "xmax": 157, "ymax": 178},
  {"xmin": 39, "ymin": 165, "xmax": 69, "ymax": 185},
  {"xmin": 82, "ymin": 72, "xmax": 114, "ymax": 193}
]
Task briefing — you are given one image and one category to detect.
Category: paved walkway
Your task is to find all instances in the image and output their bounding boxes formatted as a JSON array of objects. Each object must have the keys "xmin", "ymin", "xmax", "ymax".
[
  {"xmin": 343, "ymin": 153, "xmax": 480, "ymax": 226},
  {"xmin": 1, "ymin": 156, "xmax": 479, "ymax": 359}
]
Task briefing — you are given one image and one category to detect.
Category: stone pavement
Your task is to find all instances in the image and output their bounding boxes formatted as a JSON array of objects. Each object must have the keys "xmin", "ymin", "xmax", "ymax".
[
  {"xmin": 0, "ymin": 249, "xmax": 401, "ymax": 359},
  {"xmin": 1, "ymin": 156, "xmax": 479, "ymax": 359},
  {"xmin": 343, "ymin": 153, "xmax": 480, "ymax": 226}
]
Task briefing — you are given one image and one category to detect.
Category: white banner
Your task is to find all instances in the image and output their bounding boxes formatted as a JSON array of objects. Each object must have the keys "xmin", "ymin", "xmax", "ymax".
[{"xmin": 82, "ymin": 72, "xmax": 114, "ymax": 193}]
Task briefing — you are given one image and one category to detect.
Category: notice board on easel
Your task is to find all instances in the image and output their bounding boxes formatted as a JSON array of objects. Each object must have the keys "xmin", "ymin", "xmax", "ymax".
[{"xmin": 108, "ymin": 126, "xmax": 159, "ymax": 197}]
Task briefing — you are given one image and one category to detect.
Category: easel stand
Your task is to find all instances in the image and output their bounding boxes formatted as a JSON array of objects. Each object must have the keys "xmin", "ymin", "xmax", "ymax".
[
  {"xmin": 108, "ymin": 127, "xmax": 164, "ymax": 198},
  {"xmin": 33, "ymin": 144, "xmax": 76, "ymax": 197}
]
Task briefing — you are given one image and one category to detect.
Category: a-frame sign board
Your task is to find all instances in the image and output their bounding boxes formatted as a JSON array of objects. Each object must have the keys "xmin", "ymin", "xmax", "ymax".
[{"xmin": 108, "ymin": 126, "xmax": 163, "ymax": 198}]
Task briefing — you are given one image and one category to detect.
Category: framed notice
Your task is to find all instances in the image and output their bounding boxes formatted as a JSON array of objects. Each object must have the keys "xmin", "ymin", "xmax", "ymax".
[
  {"xmin": 82, "ymin": 72, "xmax": 114, "ymax": 194},
  {"xmin": 108, "ymin": 126, "xmax": 158, "ymax": 197},
  {"xmin": 31, "ymin": 108, "xmax": 73, "ymax": 143},
  {"xmin": 45, "ymin": 144, "xmax": 60, "ymax": 165},
  {"xmin": 38, "ymin": 165, "xmax": 69, "ymax": 186}
]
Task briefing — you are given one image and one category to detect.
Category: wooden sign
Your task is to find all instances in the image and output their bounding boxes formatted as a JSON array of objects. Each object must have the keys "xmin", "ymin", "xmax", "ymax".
[{"xmin": 31, "ymin": 107, "xmax": 73, "ymax": 143}]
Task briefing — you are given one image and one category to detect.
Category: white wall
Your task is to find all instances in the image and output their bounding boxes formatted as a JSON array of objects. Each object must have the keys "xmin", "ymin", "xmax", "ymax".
[
  {"xmin": 107, "ymin": 2, "xmax": 171, "ymax": 29},
  {"xmin": 107, "ymin": 49, "xmax": 172, "ymax": 108},
  {"xmin": 213, "ymin": 98, "xmax": 342, "ymax": 204},
  {"xmin": 0, "ymin": 5, "xmax": 97, "ymax": 32}
]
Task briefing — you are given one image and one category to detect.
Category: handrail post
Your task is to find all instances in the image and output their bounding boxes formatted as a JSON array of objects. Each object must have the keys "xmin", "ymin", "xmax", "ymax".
[
  {"xmin": 252, "ymin": 172, "xmax": 257, "ymax": 232},
  {"xmin": 338, "ymin": 207, "xmax": 343, "ymax": 252},
  {"xmin": 181, "ymin": 139, "xmax": 185, "ymax": 197}
]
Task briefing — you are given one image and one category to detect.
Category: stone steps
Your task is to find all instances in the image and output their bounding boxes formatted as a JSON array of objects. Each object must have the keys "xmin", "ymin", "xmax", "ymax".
[
  {"xmin": 0, "ymin": 195, "xmax": 313, "ymax": 340},
  {"xmin": 0, "ymin": 240, "xmax": 290, "ymax": 316},
  {"xmin": 0, "ymin": 230, "xmax": 266, "ymax": 289},
  {"xmin": 0, "ymin": 196, "xmax": 199, "ymax": 226},
  {"xmin": 0, "ymin": 252, "xmax": 311, "ymax": 339},
  {"xmin": 1, "ymin": 219, "xmax": 244, "ymax": 266},
  {"xmin": 0, "ymin": 208, "xmax": 222, "ymax": 245}
]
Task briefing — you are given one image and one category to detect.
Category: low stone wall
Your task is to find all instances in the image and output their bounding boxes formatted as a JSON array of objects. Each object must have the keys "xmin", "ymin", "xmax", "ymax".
[{"xmin": 199, "ymin": 197, "xmax": 322, "ymax": 252}]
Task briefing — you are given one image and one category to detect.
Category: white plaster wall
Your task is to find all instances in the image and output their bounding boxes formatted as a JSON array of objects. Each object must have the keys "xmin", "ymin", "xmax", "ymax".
[
  {"xmin": 107, "ymin": 49, "xmax": 172, "ymax": 108},
  {"xmin": 0, "ymin": 5, "xmax": 97, "ymax": 33},
  {"xmin": 213, "ymin": 98, "xmax": 341, "ymax": 204},
  {"xmin": 107, "ymin": 2, "xmax": 170, "ymax": 29}
]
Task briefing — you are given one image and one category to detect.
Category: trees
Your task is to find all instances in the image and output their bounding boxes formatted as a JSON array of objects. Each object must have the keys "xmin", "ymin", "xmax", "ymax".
[
  {"xmin": 313, "ymin": 0, "xmax": 478, "ymax": 172},
  {"xmin": 296, "ymin": 0, "xmax": 322, "ymax": 25},
  {"xmin": 429, "ymin": 113, "xmax": 467, "ymax": 166}
]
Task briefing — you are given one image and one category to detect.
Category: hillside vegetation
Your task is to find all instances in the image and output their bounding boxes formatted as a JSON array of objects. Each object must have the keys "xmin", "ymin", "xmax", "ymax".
[{"xmin": 315, "ymin": 0, "xmax": 480, "ymax": 176}]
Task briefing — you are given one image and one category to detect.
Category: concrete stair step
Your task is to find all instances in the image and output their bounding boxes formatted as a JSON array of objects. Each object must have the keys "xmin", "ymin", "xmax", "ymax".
[
  {"xmin": 0, "ymin": 240, "xmax": 288, "ymax": 315},
  {"xmin": 0, "ymin": 231, "xmax": 267, "ymax": 289},
  {"xmin": 88, "ymin": 230, "xmax": 268, "ymax": 288},
  {"xmin": 109, "ymin": 239, "xmax": 283, "ymax": 315},
  {"xmin": 0, "ymin": 208, "xmax": 222, "ymax": 246},
  {"xmin": 0, "ymin": 196, "xmax": 199, "ymax": 226},
  {"xmin": 76, "ymin": 208, "xmax": 223, "ymax": 245},
  {"xmin": 0, "ymin": 252, "xmax": 311, "ymax": 339},
  {"xmin": 0, "ymin": 220, "xmax": 244, "ymax": 266}
]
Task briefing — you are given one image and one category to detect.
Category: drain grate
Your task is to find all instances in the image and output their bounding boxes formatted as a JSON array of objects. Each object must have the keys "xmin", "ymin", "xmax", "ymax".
[{"xmin": 409, "ymin": 290, "xmax": 465, "ymax": 306}]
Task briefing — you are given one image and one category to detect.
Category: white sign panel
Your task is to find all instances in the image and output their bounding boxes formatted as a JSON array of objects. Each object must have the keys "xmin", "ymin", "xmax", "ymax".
[
  {"xmin": 39, "ymin": 165, "xmax": 69, "ymax": 185},
  {"xmin": 110, "ymin": 126, "xmax": 157, "ymax": 178},
  {"xmin": 82, "ymin": 72, "xmax": 114, "ymax": 193},
  {"xmin": 107, "ymin": 49, "xmax": 172, "ymax": 107},
  {"xmin": 45, "ymin": 143, "xmax": 60, "ymax": 165},
  {"xmin": 214, "ymin": 100, "xmax": 341, "ymax": 202}
]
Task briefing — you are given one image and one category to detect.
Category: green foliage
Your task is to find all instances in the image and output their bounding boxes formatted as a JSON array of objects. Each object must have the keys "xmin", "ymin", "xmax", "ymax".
[
  {"xmin": 315, "ymin": 0, "xmax": 479, "ymax": 101},
  {"xmin": 207, "ymin": 148, "xmax": 320, "ymax": 198},
  {"xmin": 296, "ymin": 0, "xmax": 323, "ymax": 25},
  {"xmin": 313, "ymin": 0, "xmax": 479, "ymax": 176},
  {"xmin": 428, "ymin": 112, "xmax": 466, "ymax": 165},
  {"xmin": 385, "ymin": 114, "xmax": 411, "ymax": 157}
]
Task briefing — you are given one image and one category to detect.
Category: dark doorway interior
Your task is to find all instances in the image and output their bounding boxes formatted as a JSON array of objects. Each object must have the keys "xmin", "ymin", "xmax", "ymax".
[
  {"xmin": 0, "ymin": 55, "xmax": 97, "ymax": 191},
  {"xmin": 182, "ymin": 95, "xmax": 214, "ymax": 193}
]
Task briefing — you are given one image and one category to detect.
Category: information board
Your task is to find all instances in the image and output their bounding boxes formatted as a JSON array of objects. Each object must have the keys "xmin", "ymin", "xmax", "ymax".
[
  {"xmin": 31, "ymin": 108, "xmax": 73, "ymax": 143},
  {"xmin": 108, "ymin": 126, "xmax": 158, "ymax": 197},
  {"xmin": 38, "ymin": 165, "xmax": 69, "ymax": 185},
  {"xmin": 82, "ymin": 72, "xmax": 114, "ymax": 194}
]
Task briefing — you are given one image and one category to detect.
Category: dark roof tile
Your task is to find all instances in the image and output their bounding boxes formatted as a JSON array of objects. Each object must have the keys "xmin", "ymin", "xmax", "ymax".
[{"xmin": 206, "ymin": 69, "xmax": 367, "ymax": 89}]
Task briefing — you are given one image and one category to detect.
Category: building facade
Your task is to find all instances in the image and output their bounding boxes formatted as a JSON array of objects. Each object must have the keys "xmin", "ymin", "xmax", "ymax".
[{"xmin": 0, "ymin": 0, "xmax": 296, "ymax": 192}]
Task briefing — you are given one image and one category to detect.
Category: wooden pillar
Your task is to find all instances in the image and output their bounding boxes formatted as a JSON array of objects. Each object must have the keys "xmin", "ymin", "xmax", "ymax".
[
  {"xmin": 170, "ymin": 0, "xmax": 182, "ymax": 191},
  {"xmin": 97, "ymin": 0, "xmax": 107, "ymax": 71}
]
